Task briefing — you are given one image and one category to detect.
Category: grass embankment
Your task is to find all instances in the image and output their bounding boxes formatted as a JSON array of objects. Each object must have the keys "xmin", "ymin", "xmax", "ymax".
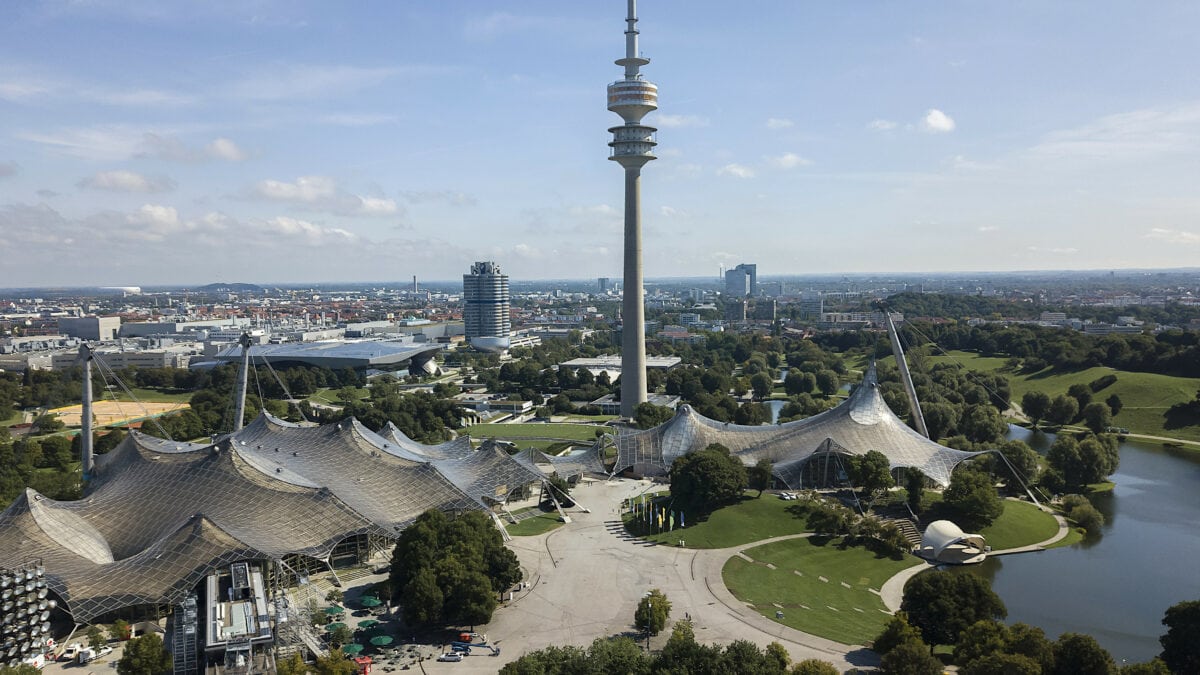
[
  {"xmin": 506, "ymin": 511, "xmax": 564, "ymax": 537},
  {"xmin": 623, "ymin": 492, "xmax": 810, "ymax": 549},
  {"xmin": 918, "ymin": 350, "xmax": 1200, "ymax": 444},
  {"xmin": 919, "ymin": 493, "xmax": 1060, "ymax": 550},
  {"xmin": 307, "ymin": 387, "xmax": 370, "ymax": 406},
  {"xmin": 723, "ymin": 537, "xmax": 913, "ymax": 645}
]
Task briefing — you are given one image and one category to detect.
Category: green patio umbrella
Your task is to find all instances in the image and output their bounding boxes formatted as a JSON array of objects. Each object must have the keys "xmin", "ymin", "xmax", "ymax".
[
  {"xmin": 369, "ymin": 635, "xmax": 394, "ymax": 647},
  {"xmin": 357, "ymin": 619, "xmax": 379, "ymax": 630},
  {"xmin": 359, "ymin": 596, "xmax": 382, "ymax": 608},
  {"xmin": 325, "ymin": 605, "xmax": 345, "ymax": 615},
  {"xmin": 341, "ymin": 644, "xmax": 364, "ymax": 655},
  {"xmin": 325, "ymin": 622, "xmax": 347, "ymax": 632}
]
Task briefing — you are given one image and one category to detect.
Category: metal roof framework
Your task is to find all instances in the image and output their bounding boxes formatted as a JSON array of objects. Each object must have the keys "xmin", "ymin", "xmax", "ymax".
[
  {"xmin": 611, "ymin": 365, "xmax": 983, "ymax": 488},
  {"xmin": 0, "ymin": 412, "xmax": 545, "ymax": 624}
]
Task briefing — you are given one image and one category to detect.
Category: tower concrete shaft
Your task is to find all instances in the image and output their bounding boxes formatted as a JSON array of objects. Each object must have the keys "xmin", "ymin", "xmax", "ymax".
[
  {"xmin": 233, "ymin": 332, "xmax": 253, "ymax": 432},
  {"xmin": 608, "ymin": 0, "xmax": 657, "ymax": 419}
]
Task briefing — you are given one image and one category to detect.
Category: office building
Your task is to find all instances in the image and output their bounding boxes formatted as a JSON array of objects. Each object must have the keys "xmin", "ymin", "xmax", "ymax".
[
  {"xmin": 463, "ymin": 261, "xmax": 511, "ymax": 353},
  {"xmin": 725, "ymin": 263, "xmax": 757, "ymax": 297}
]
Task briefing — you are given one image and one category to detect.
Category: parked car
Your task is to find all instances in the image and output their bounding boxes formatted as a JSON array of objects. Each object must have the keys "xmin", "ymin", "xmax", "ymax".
[{"xmin": 437, "ymin": 652, "xmax": 463, "ymax": 662}]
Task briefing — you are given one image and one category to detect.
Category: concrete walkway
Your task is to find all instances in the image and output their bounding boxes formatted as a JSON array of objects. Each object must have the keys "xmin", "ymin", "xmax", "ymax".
[{"xmin": 449, "ymin": 479, "xmax": 877, "ymax": 673}]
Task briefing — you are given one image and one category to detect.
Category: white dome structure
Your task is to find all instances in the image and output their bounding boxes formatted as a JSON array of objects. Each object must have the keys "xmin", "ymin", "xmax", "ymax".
[{"xmin": 918, "ymin": 520, "xmax": 988, "ymax": 565}]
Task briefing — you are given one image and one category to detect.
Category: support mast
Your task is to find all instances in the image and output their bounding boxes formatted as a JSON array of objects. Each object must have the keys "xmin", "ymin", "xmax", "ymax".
[
  {"xmin": 79, "ymin": 343, "xmax": 94, "ymax": 481},
  {"xmin": 886, "ymin": 312, "xmax": 929, "ymax": 438},
  {"xmin": 233, "ymin": 332, "xmax": 253, "ymax": 432}
]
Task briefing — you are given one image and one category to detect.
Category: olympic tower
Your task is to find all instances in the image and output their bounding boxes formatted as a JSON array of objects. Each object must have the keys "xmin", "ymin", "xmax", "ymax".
[{"xmin": 608, "ymin": 0, "xmax": 657, "ymax": 418}]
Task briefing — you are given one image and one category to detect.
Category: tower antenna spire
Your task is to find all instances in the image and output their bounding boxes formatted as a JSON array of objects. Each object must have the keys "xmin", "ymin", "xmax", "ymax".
[{"xmin": 608, "ymin": 0, "xmax": 658, "ymax": 419}]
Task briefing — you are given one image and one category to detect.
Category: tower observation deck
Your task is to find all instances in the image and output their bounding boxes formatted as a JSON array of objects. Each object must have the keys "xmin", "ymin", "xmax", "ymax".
[{"xmin": 608, "ymin": 0, "xmax": 656, "ymax": 419}]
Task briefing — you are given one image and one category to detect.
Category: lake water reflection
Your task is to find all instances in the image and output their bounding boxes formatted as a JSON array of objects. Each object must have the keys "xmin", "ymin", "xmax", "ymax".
[{"xmin": 954, "ymin": 426, "xmax": 1200, "ymax": 663}]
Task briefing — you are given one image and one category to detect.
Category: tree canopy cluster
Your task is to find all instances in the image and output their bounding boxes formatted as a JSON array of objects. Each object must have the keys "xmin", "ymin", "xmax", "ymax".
[
  {"xmin": 499, "ymin": 625, "xmax": 838, "ymax": 675},
  {"xmin": 669, "ymin": 443, "xmax": 748, "ymax": 515},
  {"xmin": 388, "ymin": 509, "xmax": 521, "ymax": 628}
]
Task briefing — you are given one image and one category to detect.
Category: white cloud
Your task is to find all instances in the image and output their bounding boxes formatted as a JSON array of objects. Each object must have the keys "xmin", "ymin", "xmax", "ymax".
[
  {"xmin": 1144, "ymin": 228, "xmax": 1200, "ymax": 245},
  {"xmin": 18, "ymin": 126, "xmax": 156, "ymax": 161},
  {"xmin": 227, "ymin": 64, "xmax": 427, "ymax": 102},
  {"xmin": 255, "ymin": 176, "xmax": 338, "ymax": 203},
  {"xmin": 766, "ymin": 152, "xmax": 811, "ymax": 169},
  {"xmin": 82, "ymin": 87, "xmax": 195, "ymax": 107},
  {"xmin": 922, "ymin": 109, "xmax": 956, "ymax": 133},
  {"xmin": 1028, "ymin": 103, "xmax": 1200, "ymax": 161},
  {"xmin": 950, "ymin": 155, "xmax": 993, "ymax": 170},
  {"xmin": 400, "ymin": 190, "xmax": 478, "ymax": 207},
  {"xmin": 868, "ymin": 119, "xmax": 898, "ymax": 131},
  {"xmin": 261, "ymin": 216, "xmax": 358, "ymax": 245},
  {"xmin": 253, "ymin": 175, "xmax": 401, "ymax": 216},
  {"xmin": 128, "ymin": 203, "xmax": 180, "ymax": 228},
  {"xmin": 766, "ymin": 118, "xmax": 794, "ymax": 130},
  {"xmin": 357, "ymin": 196, "xmax": 399, "ymax": 216},
  {"xmin": 79, "ymin": 170, "xmax": 174, "ymax": 193},
  {"xmin": 978, "ymin": 225, "xmax": 999, "ymax": 233},
  {"xmin": 205, "ymin": 138, "xmax": 247, "ymax": 161},
  {"xmin": 718, "ymin": 163, "xmax": 755, "ymax": 179},
  {"xmin": 1027, "ymin": 246, "xmax": 1079, "ymax": 254},
  {"xmin": 655, "ymin": 114, "xmax": 709, "ymax": 129}
]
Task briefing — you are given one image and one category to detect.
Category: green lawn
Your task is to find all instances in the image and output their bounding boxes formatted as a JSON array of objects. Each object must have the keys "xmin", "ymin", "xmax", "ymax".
[
  {"xmin": 307, "ymin": 387, "xmax": 370, "ymax": 405},
  {"xmin": 723, "ymin": 536, "xmax": 914, "ymax": 645},
  {"xmin": 623, "ymin": 492, "xmax": 810, "ymax": 548},
  {"xmin": 467, "ymin": 423, "xmax": 603, "ymax": 442},
  {"xmin": 910, "ymin": 350, "xmax": 1200, "ymax": 444},
  {"xmin": 506, "ymin": 511, "xmax": 564, "ymax": 537},
  {"xmin": 977, "ymin": 500, "xmax": 1060, "ymax": 550}
]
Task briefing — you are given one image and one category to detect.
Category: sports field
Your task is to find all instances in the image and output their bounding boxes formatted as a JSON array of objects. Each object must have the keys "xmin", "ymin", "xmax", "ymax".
[{"xmin": 49, "ymin": 400, "xmax": 188, "ymax": 427}]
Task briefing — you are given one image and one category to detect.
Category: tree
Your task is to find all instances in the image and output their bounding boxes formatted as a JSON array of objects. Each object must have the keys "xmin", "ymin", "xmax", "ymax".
[
  {"xmin": 669, "ymin": 443, "xmax": 748, "ymax": 514},
  {"xmin": 634, "ymin": 402, "xmax": 674, "ymax": 430},
  {"xmin": 961, "ymin": 653, "xmax": 1041, "ymax": 675},
  {"xmin": 1119, "ymin": 660, "xmax": 1170, "ymax": 675},
  {"xmin": 1105, "ymin": 394, "xmax": 1123, "ymax": 417},
  {"xmin": 995, "ymin": 440, "xmax": 1041, "ymax": 489},
  {"xmin": 784, "ymin": 372, "xmax": 816, "ymax": 396},
  {"xmin": 959, "ymin": 405, "xmax": 1008, "ymax": 444},
  {"xmin": 86, "ymin": 625, "xmax": 107, "ymax": 649},
  {"xmin": 634, "ymin": 588, "xmax": 671, "ymax": 636},
  {"xmin": 1067, "ymin": 383, "xmax": 1093, "ymax": 413},
  {"xmin": 1159, "ymin": 599, "xmax": 1200, "ymax": 675},
  {"xmin": 953, "ymin": 620, "xmax": 1009, "ymax": 667},
  {"xmin": 791, "ymin": 659, "xmax": 840, "ymax": 675},
  {"xmin": 275, "ymin": 653, "xmax": 306, "ymax": 675},
  {"xmin": 922, "ymin": 402, "xmax": 959, "ymax": 441},
  {"xmin": 873, "ymin": 612, "xmax": 923, "ymax": 655},
  {"xmin": 113, "ymin": 618, "xmax": 131, "ymax": 641},
  {"xmin": 879, "ymin": 637, "xmax": 943, "ymax": 675},
  {"xmin": 815, "ymin": 370, "xmax": 840, "ymax": 397},
  {"xmin": 848, "ymin": 450, "xmax": 894, "ymax": 505},
  {"xmin": 313, "ymin": 648, "xmax": 358, "ymax": 675},
  {"xmin": 1052, "ymin": 633, "xmax": 1116, "ymax": 675},
  {"xmin": 900, "ymin": 572, "xmax": 1007, "ymax": 648},
  {"xmin": 749, "ymin": 458, "xmax": 773, "ymax": 497},
  {"xmin": 325, "ymin": 588, "xmax": 344, "ymax": 604},
  {"xmin": 1007, "ymin": 623, "xmax": 1056, "ymax": 673},
  {"xmin": 116, "ymin": 633, "xmax": 173, "ymax": 675},
  {"xmin": 905, "ymin": 468, "xmax": 925, "ymax": 515},
  {"xmin": 328, "ymin": 623, "xmax": 353, "ymax": 647},
  {"xmin": 750, "ymin": 373, "xmax": 774, "ymax": 401},
  {"xmin": 1022, "ymin": 390, "xmax": 1052, "ymax": 429},
  {"xmin": 1048, "ymin": 394, "xmax": 1079, "ymax": 427},
  {"xmin": 1081, "ymin": 402, "xmax": 1113, "ymax": 434},
  {"xmin": 943, "ymin": 468, "xmax": 1003, "ymax": 530}
]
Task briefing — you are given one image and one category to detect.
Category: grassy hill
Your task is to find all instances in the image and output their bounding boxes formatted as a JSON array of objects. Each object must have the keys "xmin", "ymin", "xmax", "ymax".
[{"xmin": 919, "ymin": 350, "xmax": 1200, "ymax": 444}]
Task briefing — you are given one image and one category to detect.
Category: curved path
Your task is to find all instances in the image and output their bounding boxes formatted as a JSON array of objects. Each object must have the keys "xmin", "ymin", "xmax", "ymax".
[{"xmin": 464, "ymin": 479, "xmax": 876, "ymax": 673}]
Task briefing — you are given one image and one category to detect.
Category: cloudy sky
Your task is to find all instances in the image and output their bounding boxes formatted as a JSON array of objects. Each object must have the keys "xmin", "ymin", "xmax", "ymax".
[{"xmin": 2, "ymin": 1, "xmax": 1199, "ymax": 287}]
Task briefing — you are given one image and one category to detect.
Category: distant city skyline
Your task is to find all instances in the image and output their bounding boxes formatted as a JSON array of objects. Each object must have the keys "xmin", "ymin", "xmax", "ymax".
[{"xmin": 3, "ymin": 1, "xmax": 1200, "ymax": 286}]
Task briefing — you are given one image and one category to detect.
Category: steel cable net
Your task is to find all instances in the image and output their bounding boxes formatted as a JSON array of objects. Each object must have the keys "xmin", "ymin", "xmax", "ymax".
[
  {"xmin": 612, "ymin": 364, "xmax": 983, "ymax": 488},
  {"xmin": 0, "ymin": 411, "xmax": 549, "ymax": 624}
]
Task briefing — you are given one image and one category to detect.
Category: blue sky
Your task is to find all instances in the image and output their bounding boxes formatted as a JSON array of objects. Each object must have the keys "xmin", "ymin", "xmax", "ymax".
[{"xmin": 2, "ymin": 1, "xmax": 1199, "ymax": 286}]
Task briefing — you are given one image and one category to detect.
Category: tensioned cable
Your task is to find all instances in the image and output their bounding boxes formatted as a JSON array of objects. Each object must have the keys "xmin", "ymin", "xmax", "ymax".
[
  {"xmin": 260, "ymin": 358, "xmax": 309, "ymax": 423},
  {"xmin": 900, "ymin": 321, "xmax": 1014, "ymax": 413},
  {"xmin": 91, "ymin": 353, "xmax": 174, "ymax": 441}
]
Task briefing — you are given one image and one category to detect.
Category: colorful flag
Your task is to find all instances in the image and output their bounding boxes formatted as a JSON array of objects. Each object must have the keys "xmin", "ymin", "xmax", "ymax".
[
  {"xmin": 681, "ymin": 512, "xmax": 685, "ymax": 528},
  {"xmin": 668, "ymin": 512, "xmax": 674, "ymax": 531}
]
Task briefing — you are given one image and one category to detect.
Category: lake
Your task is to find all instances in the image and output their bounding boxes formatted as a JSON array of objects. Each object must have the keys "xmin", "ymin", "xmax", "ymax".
[{"xmin": 957, "ymin": 426, "xmax": 1200, "ymax": 663}]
